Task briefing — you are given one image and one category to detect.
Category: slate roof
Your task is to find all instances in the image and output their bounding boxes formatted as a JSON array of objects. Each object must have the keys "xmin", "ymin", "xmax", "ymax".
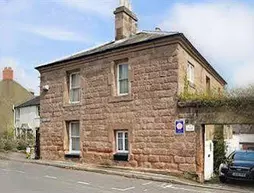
[
  {"xmin": 15, "ymin": 96, "xmax": 40, "ymax": 108},
  {"xmin": 36, "ymin": 31, "xmax": 179, "ymax": 69},
  {"xmin": 35, "ymin": 30, "xmax": 227, "ymax": 84}
]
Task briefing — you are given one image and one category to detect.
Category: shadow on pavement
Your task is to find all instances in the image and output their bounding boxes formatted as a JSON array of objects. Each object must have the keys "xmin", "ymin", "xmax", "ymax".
[{"xmin": 222, "ymin": 179, "xmax": 254, "ymax": 192}]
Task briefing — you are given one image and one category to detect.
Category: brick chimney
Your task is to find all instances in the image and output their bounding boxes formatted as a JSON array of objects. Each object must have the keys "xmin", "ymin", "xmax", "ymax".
[
  {"xmin": 2, "ymin": 67, "xmax": 13, "ymax": 80},
  {"xmin": 114, "ymin": 0, "xmax": 138, "ymax": 40}
]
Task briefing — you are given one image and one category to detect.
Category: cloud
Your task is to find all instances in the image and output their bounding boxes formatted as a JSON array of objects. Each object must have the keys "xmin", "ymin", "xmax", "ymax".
[
  {"xmin": 18, "ymin": 25, "xmax": 90, "ymax": 43},
  {"xmin": 0, "ymin": 57, "xmax": 39, "ymax": 94},
  {"xmin": 160, "ymin": 1, "xmax": 254, "ymax": 87},
  {"xmin": 55, "ymin": 0, "xmax": 117, "ymax": 17},
  {"xmin": 0, "ymin": 0, "xmax": 94, "ymax": 43}
]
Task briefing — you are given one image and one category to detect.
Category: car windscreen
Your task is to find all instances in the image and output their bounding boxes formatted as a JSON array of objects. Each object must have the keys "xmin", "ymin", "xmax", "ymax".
[{"xmin": 233, "ymin": 152, "xmax": 254, "ymax": 161}]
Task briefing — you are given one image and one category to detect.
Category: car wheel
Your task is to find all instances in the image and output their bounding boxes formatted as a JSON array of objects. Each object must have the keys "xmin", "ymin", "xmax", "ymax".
[{"xmin": 219, "ymin": 176, "xmax": 227, "ymax": 183}]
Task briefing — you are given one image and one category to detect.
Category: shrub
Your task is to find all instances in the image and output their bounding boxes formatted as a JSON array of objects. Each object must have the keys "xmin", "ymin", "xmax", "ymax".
[
  {"xmin": 0, "ymin": 129, "xmax": 36, "ymax": 152},
  {"xmin": 0, "ymin": 138, "xmax": 5, "ymax": 152},
  {"xmin": 0, "ymin": 131, "xmax": 16, "ymax": 151},
  {"xmin": 16, "ymin": 139, "xmax": 28, "ymax": 151},
  {"xmin": 213, "ymin": 126, "xmax": 226, "ymax": 174},
  {"xmin": 0, "ymin": 130, "xmax": 16, "ymax": 151},
  {"xmin": 3, "ymin": 138, "xmax": 17, "ymax": 151}
]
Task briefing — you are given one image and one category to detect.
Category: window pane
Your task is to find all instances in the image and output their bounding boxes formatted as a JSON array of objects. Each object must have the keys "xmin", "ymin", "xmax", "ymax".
[
  {"xmin": 71, "ymin": 123, "xmax": 79, "ymax": 137},
  {"xmin": 119, "ymin": 64, "xmax": 128, "ymax": 80},
  {"xmin": 72, "ymin": 122, "xmax": 79, "ymax": 129},
  {"xmin": 118, "ymin": 132, "xmax": 123, "ymax": 139},
  {"xmin": 16, "ymin": 109, "xmax": 20, "ymax": 118},
  {"xmin": 71, "ymin": 137, "xmax": 80, "ymax": 151},
  {"xmin": 187, "ymin": 64, "xmax": 194, "ymax": 82},
  {"xmin": 70, "ymin": 88, "xmax": 80, "ymax": 102},
  {"xmin": 117, "ymin": 132, "xmax": 123, "ymax": 151},
  {"xmin": 71, "ymin": 73, "xmax": 80, "ymax": 88},
  {"xmin": 187, "ymin": 65, "xmax": 191, "ymax": 80},
  {"xmin": 191, "ymin": 66, "xmax": 194, "ymax": 81},
  {"xmin": 124, "ymin": 132, "xmax": 128, "ymax": 151},
  {"xmin": 119, "ymin": 79, "xmax": 129, "ymax": 94},
  {"xmin": 118, "ymin": 138, "xmax": 123, "ymax": 151},
  {"xmin": 37, "ymin": 106, "xmax": 40, "ymax": 116}
]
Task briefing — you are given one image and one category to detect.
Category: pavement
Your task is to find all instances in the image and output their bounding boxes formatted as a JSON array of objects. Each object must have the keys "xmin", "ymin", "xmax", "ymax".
[{"xmin": 0, "ymin": 152, "xmax": 254, "ymax": 193}]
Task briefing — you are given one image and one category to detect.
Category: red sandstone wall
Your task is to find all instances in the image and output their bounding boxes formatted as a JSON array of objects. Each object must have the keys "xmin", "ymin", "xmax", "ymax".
[{"xmin": 39, "ymin": 41, "xmax": 197, "ymax": 175}]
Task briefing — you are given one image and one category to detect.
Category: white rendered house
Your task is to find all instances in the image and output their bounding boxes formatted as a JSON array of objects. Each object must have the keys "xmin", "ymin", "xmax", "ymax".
[{"xmin": 14, "ymin": 96, "xmax": 40, "ymax": 137}]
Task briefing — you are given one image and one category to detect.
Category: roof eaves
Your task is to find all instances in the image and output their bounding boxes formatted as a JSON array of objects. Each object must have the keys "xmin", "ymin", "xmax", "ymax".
[{"xmin": 35, "ymin": 40, "xmax": 114, "ymax": 70}]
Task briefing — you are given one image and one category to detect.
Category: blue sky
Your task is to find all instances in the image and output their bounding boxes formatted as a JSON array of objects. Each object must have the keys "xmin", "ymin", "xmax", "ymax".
[{"xmin": 0, "ymin": 0, "xmax": 254, "ymax": 94}]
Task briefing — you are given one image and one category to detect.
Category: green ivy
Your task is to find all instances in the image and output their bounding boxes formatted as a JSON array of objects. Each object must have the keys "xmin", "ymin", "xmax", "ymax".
[
  {"xmin": 179, "ymin": 81, "xmax": 254, "ymax": 108},
  {"xmin": 213, "ymin": 126, "xmax": 226, "ymax": 174}
]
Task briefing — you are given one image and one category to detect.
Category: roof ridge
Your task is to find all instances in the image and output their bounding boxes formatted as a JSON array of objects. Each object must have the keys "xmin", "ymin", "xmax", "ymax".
[
  {"xmin": 35, "ymin": 31, "xmax": 179, "ymax": 70},
  {"xmin": 141, "ymin": 30, "xmax": 180, "ymax": 35},
  {"xmin": 15, "ymin": 95, "xmax": 40, "ymax": 108}
]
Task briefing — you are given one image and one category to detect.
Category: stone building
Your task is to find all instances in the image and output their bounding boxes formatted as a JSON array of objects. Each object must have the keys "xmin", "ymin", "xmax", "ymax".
[
  {"xmin": 0, "ymin": 67, "xmax": 33, "ymax": 133},
  {"xmin": 36, "ymin": 1, "xmax": 226, "ymax": 181}
]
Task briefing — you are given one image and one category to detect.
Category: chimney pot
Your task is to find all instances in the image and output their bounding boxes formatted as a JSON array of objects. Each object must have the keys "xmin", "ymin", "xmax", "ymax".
[
  {"xmin": 2, "ymin": 67, "xmax": 14, "ymax": 80},
  {"xmin": 155, "ymin": 27, "xmax": 161, "ymax": 31}
]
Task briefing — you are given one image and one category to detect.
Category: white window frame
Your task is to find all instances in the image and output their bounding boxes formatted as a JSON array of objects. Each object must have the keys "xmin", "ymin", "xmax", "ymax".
[
  {"xmin": 69, "ymin": 122, "xmax": 80, "ymax": 154},
  {"xmin": 36, "ymin": 106, "xmax": 40, "ymax": 118},
  {"xmin": 117, "ymin": 64, "xmax": 129, "ymax": 96},
  {"xmin": 69, "ymin": 72, "xmax": 80, "ymax": 103},
  {"xmin": 116, "ymin": 130, "xmax": 129, "ymax": 153},
  {"xmin": 187, "ymin": 63, "xmax": 194, "ymax": 84}
]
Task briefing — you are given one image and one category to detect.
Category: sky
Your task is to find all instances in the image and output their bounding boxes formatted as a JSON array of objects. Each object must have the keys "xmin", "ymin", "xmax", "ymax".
[{"xmin": 0, "ymin": 0, "xmax": 254, "ymax": 94}]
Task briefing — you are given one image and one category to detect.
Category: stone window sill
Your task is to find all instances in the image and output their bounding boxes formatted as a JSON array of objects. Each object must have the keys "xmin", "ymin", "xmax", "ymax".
[
  {"xmin": 63, "ymin": 102, "xmax": 82, "ymax": 108},
  {"xmin": 113, "ymin": 153, "xmax": 129, "ymax": 161},
  {"xmin": 109, "ymin": 95, "xmax": 133, "ymax": 103}
]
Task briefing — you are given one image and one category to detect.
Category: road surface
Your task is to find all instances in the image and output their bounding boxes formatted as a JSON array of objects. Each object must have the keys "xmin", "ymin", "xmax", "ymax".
[{"xmin": 0, "ymin": 160, "xmax": 245, "ymax": 193}]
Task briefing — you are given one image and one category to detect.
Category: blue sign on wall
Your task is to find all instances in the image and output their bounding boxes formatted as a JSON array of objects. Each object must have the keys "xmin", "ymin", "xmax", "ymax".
[{"xmin": 175, "ymin": 119, "xmax": 185, "ymax": 134}]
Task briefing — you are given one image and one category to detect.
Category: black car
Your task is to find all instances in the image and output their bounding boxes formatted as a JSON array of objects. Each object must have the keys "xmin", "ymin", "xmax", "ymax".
[{"xmin": 219, "ymin": 150, "xmax": 254, "ymax": 182}]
